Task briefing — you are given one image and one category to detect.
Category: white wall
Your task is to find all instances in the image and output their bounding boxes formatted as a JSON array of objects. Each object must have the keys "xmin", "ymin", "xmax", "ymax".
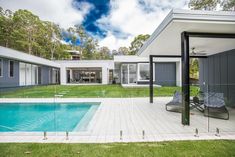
[
  {"xmin": 57, "ymin": 60, "xmax": 114, "ymax": 85},
  {"xmin": 60, "ymin": 65, "xmax": 66, "ymax": 85},
  {"xmin": 176, "ymin": 61, "xmax": 182, "ymax": 86}
]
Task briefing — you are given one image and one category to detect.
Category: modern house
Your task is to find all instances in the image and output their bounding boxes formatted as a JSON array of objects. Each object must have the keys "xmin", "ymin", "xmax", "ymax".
[
  {"xmin": 0, "ymin": 47, "xmax": 182, "ymax": 87},
  {"xmin": 0, "ymin": 9, "xmax": 234, "ymax": 128},
  {"xmin": 137, "ymin": 9, "xmax": 235, "ymax": 125},
  {"xmin": 114, "ymin": 55, "xmax": 181, "ymax": 86},
  {"xmin": 0, "ymin": 46, "xmax": 60, "ymax": 88}
]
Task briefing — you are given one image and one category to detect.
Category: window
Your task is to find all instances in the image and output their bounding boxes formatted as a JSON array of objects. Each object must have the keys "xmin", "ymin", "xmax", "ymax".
[
  {"xmin": 38, "ymin": 67, "xmax": 41, "ymax": 84},
  {"xmin": 19, "ymin": 62, "xmax": 26, "ymax": 86},
  {"xmin": 121, "ymin": 64, "xmax": 137, "ymax": 84},
  {"xmin": 0, "ymin": 59, "xmax": 2, "ymax": 77},
  {"xmin": 129, "ymin": 64, "xmax": 137, "ymax": 84},
  {"xmin": 138, "ymin": 63, "xmax": 155, "ymax": 81},
  {"xmin": 121, "ymin": 64, "xmax": 128, "ymax": 84},
  {"xmin": 9, "ymin": 60, "xmax": 14, "ymax": 77}
]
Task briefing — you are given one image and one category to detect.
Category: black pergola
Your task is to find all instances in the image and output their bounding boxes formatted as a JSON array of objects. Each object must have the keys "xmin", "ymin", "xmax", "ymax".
[{"xmin": 149, "ymin": 31, "xmax": 235, "ymax": 125}]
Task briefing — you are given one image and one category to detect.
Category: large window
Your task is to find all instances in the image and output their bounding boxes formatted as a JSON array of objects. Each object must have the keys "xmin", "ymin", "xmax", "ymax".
[
  {"xmin": 19, "ymin": 62, "xmax": 26, "ymax": 85},
  {"xmin": 9, "ymin": 60, "xmax": 14, "ymax": 77},
  {"xmin": 129, "ymin": 64, "xmax": 137, "ymax": 84},
  {"xmin": 138, "ymin": 63, "xmax": 154, "ymax": 81},
  {"xmin": 0, "ymin": 58, "xmax": 2, "ymax": 77},
  {"xmin": 19, "ymin": 62, "xmax": 40, "ymax": 86},
  {"xmin": 121, "ymin": 64, "xmax": 137, "ymax": 84}
]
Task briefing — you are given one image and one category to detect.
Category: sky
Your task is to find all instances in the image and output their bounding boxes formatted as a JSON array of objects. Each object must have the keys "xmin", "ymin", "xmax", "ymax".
[{"xmin": 0, "ymin": 0, "xmax": 189, "ymax": 50}]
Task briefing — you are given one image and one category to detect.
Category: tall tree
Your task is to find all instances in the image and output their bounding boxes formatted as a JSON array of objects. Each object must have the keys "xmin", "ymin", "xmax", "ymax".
[
  {"xmin": 74, "ymin": 25, "xmax": 98, "ymax": 59},
  {"xmin": 43, "ymin": 21, "xmax": 62, "ymax": 59},
  {"xmin": 129, "ymin": 34, "xmax": 150, "ymax": 55},
  {"xmin": 12, "ymin": 9, "xmax": 42, "ymax": 54},
  {"xmin": 188, "ymin": 0, "xmax": 220, "ymax": 10},
  {"xmin": 221, "ymin": 0, "xmax": 235, "ymax": 10},
  {"xmin": 0, "ymin": 7, "xmax": 14, "ymax": 47},
  {"xmin": 97, "ymin": 46, "xmax": 111, "ymax": 59}
]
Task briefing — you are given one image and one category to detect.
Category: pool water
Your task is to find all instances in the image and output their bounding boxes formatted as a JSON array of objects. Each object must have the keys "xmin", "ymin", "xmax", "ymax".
[{"xmin": 0, "ymin": 102, "xmax": 99, "ymax": 132}]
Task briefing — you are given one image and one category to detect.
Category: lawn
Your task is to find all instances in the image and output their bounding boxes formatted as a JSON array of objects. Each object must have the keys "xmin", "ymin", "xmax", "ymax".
[
  {"xmin": 0, "ymin": 140, "xmax": 234, "ymax": 157},
  {"xmin": 0, "ymin": 85, "xmax": 199, "ymax": 98}
]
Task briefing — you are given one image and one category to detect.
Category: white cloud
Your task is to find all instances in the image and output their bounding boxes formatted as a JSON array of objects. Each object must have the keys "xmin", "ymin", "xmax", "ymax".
[
  {"xmin": 98, "ymin": 0, "xmax": 189, "ymax": 50},
  {"xmin": 99, "ymin": 31, "xmax": 133, "ymax": 50},
  {"xmin": 0, "ymin": 0, "xmax": 189, "ymax": 50},
  {"xmin": 0, "ymin": 0, "xmax": 93, "ymax": 28}
]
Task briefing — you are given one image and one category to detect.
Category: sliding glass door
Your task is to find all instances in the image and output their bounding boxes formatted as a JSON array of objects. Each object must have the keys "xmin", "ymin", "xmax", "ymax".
[
  {"xmin": 129, "ymin": 64, "xmax": 137, "ymax": 84},
  {"xmin": 121, "ymin": 64, "xmax": 137, "ymax": 84}
]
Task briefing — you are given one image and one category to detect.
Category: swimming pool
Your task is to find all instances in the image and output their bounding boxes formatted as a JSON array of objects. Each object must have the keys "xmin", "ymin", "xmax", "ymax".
[{"xmin": 0, "ymin": 102, "xmax": 100, "ymax": 132}]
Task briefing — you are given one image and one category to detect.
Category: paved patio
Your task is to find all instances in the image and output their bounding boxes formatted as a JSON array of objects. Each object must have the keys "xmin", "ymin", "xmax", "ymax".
[{"xmin": 0, "ymin": 97, "xmax": 235, "ymax": 143}]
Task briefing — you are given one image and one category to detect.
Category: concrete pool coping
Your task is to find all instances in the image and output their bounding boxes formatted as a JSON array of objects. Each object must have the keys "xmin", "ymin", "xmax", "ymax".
[{"xmin": 0, "ymin": 97, "xmax": 235, "ymax": 143}]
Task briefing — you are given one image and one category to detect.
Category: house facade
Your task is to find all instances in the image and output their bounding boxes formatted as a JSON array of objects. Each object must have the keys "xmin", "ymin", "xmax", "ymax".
[
  {"xmin": 0, "ymin": 46, "xmax": 60, "ymax": 88},
  {"xmin": 0, "ymin": 46, "xmax": 182, "ymax": 87}
]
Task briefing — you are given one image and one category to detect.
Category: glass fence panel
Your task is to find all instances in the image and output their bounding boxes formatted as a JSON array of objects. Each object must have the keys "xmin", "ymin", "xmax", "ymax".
[{"xmin": 208, "ymin": 84, "xmax": 235, "ymax": 134}]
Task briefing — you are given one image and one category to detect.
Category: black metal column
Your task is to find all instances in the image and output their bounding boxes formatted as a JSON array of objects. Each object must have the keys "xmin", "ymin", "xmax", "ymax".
[
  {"xmin": 149, "ymin": 55, "xmax": 153, "ymax": 103},
  {"xmin": 181, "ymin": 32, "xmax": 190, "ymax": 125}
]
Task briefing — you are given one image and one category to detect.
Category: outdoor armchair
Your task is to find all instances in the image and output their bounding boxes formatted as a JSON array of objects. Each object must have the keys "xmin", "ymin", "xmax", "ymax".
[
  {"xmin": 204, "ymin": 92, "xmax": 229, "ymax": 120},
  {"xmin": 165, "ymin": 91, "xmax": 182, "ymax": 112}
]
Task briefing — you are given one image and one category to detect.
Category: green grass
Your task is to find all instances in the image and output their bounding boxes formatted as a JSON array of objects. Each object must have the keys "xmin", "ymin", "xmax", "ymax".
[
  {"xmin": 0, "ymin": 140, "xmax": 234, "ymax": 157},
  {"xmin": 0, "ymin": 85, "xmax": 199, "ymax": 98}
]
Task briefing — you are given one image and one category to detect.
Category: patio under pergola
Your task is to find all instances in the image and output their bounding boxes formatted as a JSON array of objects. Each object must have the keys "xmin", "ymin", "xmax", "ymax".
[{"xmin": 138, "ymin": 9, "xmax": 235, "ymax": 126}]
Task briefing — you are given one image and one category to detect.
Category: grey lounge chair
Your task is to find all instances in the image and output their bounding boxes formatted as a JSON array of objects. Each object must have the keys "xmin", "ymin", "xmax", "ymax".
[
  {"xmin": 166, "ymin": 91, "xmax": 182, "ymax": 112},
  {"xmin": 204, "ymin": 92, "xmax": 229, "ymax": 120}
]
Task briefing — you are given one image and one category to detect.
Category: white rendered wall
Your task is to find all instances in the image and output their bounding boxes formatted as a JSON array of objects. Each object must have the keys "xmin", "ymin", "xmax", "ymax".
[
  {"xmin": 176, "ymin": 61, "xmax": 182, "ymax": 86},
  {"xmin": 60, "ymin": 65, "xmax": 66, "ymax": 85},
  {"xmin": 102, "ymin": 66, "xmax": 108, "ymax": 84},
  {"xmin": 56, "ymin": 60, "xmax": 114, "ymax": 85}
]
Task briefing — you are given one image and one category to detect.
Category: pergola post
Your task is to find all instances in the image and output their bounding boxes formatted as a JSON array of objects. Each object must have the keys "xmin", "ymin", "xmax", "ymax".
[
  {"xmin": 149, "ymin": 55, "xmax": 153, "ymax": 103},
  {"xmin": 181, "ymin": 32, "xmax": 190, "ymax": 125}
]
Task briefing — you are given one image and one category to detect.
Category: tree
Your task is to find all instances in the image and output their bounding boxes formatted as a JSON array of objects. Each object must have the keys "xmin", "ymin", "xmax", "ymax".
[
  {"xmin": 66, "ymin": 26, "xmax": 78, "ymax": 49},
  {"xmin": 188, "ymin": 0, "xmax": 220, "ymax": 10},
  {"xmin": 73, "ymin": 25, "xmax": 98, "ymax": 60},
  {"xmin": 82, "ymin": 37, "xmax": 98, "ymax": 59},
  {"xmin": 0, "ymin": 7, "xmax": 14, "ymax": 47},
  {"xmin": 129, "ymin": 34, "xmax": 150, "ymax": 55},
  {"xmin": 12, "ymin": 9, "xmax": 42, "ymax": 54},
  {"xmin": 190, "ymin": 58, "xmax": 199, "ymax": 79},
  {"xmin": 118, "ymin": 47, "xmax": 129, "ymax": 55},
  {"xmin": 221, "ymin": 0, "xmax": 235, "ymax": 10},
  {"xmin": 188, "ymin": 0, "xmax": 235, "ymax": 11},
  {"xmin": 97, "ymin": 46, "xmax": 111, "ymax": 59},
  {"xmin": 43, "ymin": 21, "xmax": 62, "ymax": 59}
]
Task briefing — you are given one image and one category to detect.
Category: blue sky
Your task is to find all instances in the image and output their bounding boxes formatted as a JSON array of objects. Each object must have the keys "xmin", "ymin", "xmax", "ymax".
[
  {"xmin": 0, "ymin": 0, "xmax": 189, "ymax": 50},
  {"xmin": 74, "ymin": 0, "xmax": 110, "ymax": 38}
]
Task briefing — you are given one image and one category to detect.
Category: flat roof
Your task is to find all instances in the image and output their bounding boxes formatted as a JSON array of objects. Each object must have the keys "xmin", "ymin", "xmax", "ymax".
[
  {"xmin": 138, "ymin": 9, "xmax": 235, "ymax": 57},
  {"xmin": 0, "ymin": 46, "xmax": 60, "ymax": 68},
  {"xmin": 114, "ymin": 55, "xmax": 180, "ymax": 63},
  {"xmin": 55, "ymin": 60, "xmax": 114, "ymax": 69}
]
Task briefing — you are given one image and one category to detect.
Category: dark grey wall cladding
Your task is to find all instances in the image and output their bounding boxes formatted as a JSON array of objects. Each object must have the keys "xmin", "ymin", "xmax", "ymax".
[
  {"xmin": 155, "ymin": 63, "xmax": 176, "ymax": 86},
  {"xmin": 135, "ymin": 63, "xmax": 176, "ymax": 86},
  {"xmin": 0, "ymin": 58, "xmax": 19, "ymax": 88},
  {"xmin": 41, "ymin": 66, "xmax": 52, "ymax": 85},
  {"xmin": 199, "ymin": 49, "xmax": 235, "ymax": 106},
  {"xmin": 0, "ymin": 57, "xmax": 58, "ymax": 88}
]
